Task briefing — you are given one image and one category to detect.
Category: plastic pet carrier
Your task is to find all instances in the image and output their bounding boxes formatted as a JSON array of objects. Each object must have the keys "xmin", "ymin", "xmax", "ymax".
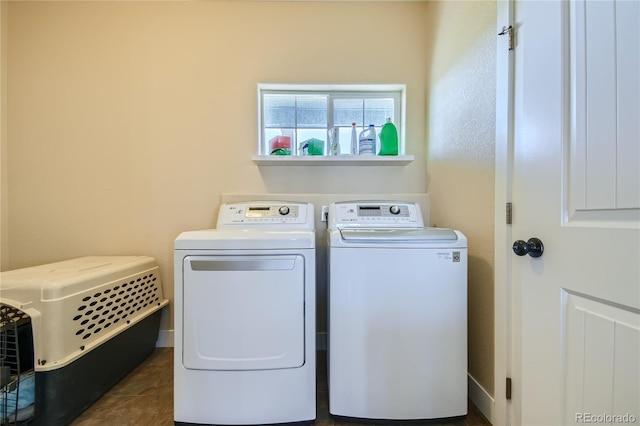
[{"xmin": 0, "ymin": 256, "xmax": 169, "ymax": 425}]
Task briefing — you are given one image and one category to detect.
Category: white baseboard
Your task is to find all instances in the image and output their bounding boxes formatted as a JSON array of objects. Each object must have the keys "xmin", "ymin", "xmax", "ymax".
[
  {"xmin": 156, "ymin": 329, "xmax": 174, "ymax": 347},
  {"xmin": 468, "ymin": 373, "xmax": 494, "ymax": 424}
]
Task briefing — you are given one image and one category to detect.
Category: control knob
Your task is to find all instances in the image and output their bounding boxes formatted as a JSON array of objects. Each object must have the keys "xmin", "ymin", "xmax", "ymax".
[
  {"xmin": 278, "ymin": 206, "xmax": 290, "ymax": 216},
  {"xmin": 389, "ymin": 205, "xmax": 401, "ymax": 215}
]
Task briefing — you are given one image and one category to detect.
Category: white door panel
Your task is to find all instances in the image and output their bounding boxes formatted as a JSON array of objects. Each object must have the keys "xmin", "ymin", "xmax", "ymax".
[
  {"xmin": 182, "ymin": 255, "xmax": 305, "ymax": 371},
  {"xmin": 571, "ymin": 0, "xmax": 640, "ymax": 214},
  {"xmin": 511, "ymin": 0, "xmax": 640, "ymax": 424},
  {"xmin": 615, "ymin": 1, "xmax": 640, "ymax": 209},
  {"xmin": 564, "ymin": 293, "xmax": 640, "ymax": 424}
]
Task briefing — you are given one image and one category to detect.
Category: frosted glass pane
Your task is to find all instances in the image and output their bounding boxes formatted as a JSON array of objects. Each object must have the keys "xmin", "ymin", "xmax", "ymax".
[
  {"xmin": 337, "ymin": 127, "xmax": 352, "ymax": 154},
  {"xmin": 296, "ymin": 97, "xmax": 327, "ymax": 128},
  {"xmin": 365, "ymin": 98, "xmax": 394, "ymax": 126},
  {"xmin": 334, "ymin": 99, "xmax": 364, "ymax": 126},
  {"xmin": 264, "ymin": 96, "xmax": 295, "ymax": 128}
]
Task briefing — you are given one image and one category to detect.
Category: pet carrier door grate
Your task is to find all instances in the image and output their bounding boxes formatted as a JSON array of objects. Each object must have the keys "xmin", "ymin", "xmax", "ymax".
[{"xmin": 1, "ymin": 304, "xmax": 21, "ymax": 426}]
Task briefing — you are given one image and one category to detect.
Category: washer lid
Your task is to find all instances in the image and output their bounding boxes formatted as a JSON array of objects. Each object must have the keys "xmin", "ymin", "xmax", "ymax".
[
  {"xmin": 174, "ymin": 229, "xmax": 315, "ymax": 250},
  {"xmin": 340, "ymin": 228, "xmax": 458, "ymax": 242}
]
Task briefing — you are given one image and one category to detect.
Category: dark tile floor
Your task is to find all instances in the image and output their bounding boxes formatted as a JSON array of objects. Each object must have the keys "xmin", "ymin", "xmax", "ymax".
[{"xmin": 72, "ymin": 348, "xmax": 491, "ymax": 426}]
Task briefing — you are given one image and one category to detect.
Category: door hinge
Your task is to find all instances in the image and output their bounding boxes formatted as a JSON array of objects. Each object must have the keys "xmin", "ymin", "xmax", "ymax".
[
  {"xmin": 506, "ymin": 202, "xmax": 512, "ymax": 225},
  {"xmin": 506, "ymin": 377, "xmax": 512, "ymax": 400},
  {"xmin": 498, "ymin": 25, "xmax": 514, "ymax": 50}
]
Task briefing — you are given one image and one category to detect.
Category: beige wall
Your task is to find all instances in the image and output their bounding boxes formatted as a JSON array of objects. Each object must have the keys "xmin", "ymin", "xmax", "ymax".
[
  {"xmin": 4, "ymin": 1, "xmax": 429, "ymax": 331},
  {"xmin": 1, "ymin": 0, "xmax": 7, "ymax": 272},
  {"xmin": 4, "ymin": 0, "xmax": 496, "ymax": 400},
  {"xmin": 425, "ymin": 1, "xmax": 496, "ymax": 396}
]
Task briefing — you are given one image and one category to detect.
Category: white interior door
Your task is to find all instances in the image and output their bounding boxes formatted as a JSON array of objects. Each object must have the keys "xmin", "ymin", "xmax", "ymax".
[{"xmin": 511, "ymin": 0, "xmax": 640, "ymax": 424}]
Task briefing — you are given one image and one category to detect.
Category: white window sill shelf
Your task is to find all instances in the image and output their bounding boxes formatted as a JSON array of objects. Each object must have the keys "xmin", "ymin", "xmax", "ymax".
[{"xmin": 252, "ymin": 155, "xmax": 414, "ymax": 166}]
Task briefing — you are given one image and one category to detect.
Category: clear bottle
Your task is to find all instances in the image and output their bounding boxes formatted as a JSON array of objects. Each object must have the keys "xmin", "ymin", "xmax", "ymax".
[
  {"xmin": 329, "ymin": 127, "xmax": 340, "ymax": 156},
  {"xmin": 358, "ymin": 124, "xmax": 377, "ymax": 155},
  {"xmin": 379, "ymin": 118, "xmax": 398, "ymax": 156},
  {"xmin": 350, "ymin": 122, "xmax": 358, "ymax": 155}
]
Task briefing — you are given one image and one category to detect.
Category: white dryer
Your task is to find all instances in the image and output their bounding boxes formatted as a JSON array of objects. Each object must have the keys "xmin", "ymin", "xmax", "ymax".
[
  {"xmin": 327, "ymin": 201, "xmax": 467, "ymax": 421},
  {"xmin": 174, "ymin": 201, "xmax": 316, "ymax": 425}
]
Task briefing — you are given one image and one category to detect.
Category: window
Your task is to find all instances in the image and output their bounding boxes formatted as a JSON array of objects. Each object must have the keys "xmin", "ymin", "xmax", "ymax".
[{"xmin": 258, "ymin": 84, "xmax": 405, "ymax": 156}]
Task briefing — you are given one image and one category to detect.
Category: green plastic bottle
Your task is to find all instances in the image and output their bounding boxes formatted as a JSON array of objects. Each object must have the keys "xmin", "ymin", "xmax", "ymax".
[{"xmin": 379, "ymin": 118, "xmax": 398, "ymax": 156}]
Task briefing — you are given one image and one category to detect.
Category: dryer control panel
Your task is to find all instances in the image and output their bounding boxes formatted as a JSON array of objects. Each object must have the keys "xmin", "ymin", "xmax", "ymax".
[
  {"xmin": 217, "ymin": 202, "xmax": 311, "ymax": 226},
  {"xmin": 330, "ymin": 201, "xmax": 424, "ymax": 228}
]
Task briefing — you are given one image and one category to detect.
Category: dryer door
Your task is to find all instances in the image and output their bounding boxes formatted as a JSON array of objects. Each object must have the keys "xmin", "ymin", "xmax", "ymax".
[{"xmin": 182, "ymin": 255, "xmax": 305, "ymax": 371}]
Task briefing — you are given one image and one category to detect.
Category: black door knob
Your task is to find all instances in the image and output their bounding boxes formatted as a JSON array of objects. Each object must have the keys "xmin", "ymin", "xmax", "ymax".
[{"xmin": 512, "ymin": 238, "xmax": 544, "ymax": 258}]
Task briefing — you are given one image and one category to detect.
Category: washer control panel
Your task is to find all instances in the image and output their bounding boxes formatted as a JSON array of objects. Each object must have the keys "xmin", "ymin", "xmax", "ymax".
[
  {"xmin": 330, "ymin": 201, "xmax": 424, "ymax": 228},
  {"xmin": 218, "ymin": 202, "xmax": 309, "ymax": 225}
]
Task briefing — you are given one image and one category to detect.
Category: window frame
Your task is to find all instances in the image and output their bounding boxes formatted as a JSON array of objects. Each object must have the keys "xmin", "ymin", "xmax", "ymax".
[{"xmin": 257, "ymin": 83, "xmax": 406, "ymax": 157}]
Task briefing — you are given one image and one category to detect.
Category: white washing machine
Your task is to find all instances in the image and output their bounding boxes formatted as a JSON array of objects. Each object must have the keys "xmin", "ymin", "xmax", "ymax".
[
  {"xmin": 174, "ymin": 201, "xmax": 316, "ymax": 425},
  {"xmin": 327, "ymin": 201, "xmax": 468, "ymax": 421}
]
